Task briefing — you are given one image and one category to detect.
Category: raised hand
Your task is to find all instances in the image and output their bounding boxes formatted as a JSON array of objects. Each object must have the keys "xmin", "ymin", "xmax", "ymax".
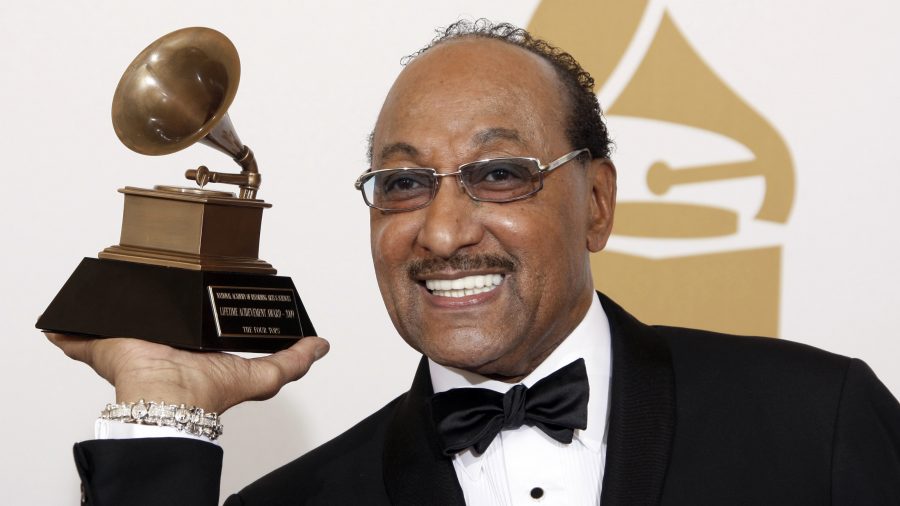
[{"xmin": 46, "ymin": 333, "xmax": 329, "ymax": 414}]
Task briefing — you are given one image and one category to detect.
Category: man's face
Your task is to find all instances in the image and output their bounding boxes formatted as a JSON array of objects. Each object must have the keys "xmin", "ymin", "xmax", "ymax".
[{"xmin": 369, "ymin": 38, "xmax": 615, "ymax": 379}]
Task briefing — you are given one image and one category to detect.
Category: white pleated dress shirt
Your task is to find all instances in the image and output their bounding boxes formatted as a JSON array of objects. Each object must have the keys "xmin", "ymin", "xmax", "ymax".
[{"xmin": 429, "ymin": 295, "xmax": 612, "ymax": 506}]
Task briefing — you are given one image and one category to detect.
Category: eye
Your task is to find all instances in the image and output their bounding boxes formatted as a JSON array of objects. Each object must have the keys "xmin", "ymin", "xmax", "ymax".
[
  {"xmin": 484, "ymin": 166, "xmax": 519, "ymax": 183},
  {"xmin": 466, "ymin": 160, "xmax": 534, "ymax": 188},
  {"xmin": 376, "ymin": 170, "xmax": 433, "ymax": 196}
]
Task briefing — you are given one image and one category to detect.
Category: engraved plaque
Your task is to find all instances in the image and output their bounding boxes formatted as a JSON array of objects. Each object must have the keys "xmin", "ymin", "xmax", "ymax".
[{"xmin": 209, "ymin": 286, "xmax": 304, "ymax": 338}]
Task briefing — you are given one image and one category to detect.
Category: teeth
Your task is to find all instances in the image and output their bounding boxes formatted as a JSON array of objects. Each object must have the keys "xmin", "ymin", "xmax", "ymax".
[{"xmin": 425, "ymin": 274, "xmax": 505, "ymax": 298}]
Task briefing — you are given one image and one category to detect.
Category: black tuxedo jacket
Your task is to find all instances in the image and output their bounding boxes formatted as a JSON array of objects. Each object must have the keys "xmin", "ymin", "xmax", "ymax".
[{"xmin": 74, "ymin": 294, "xmax": 900, "ymax": 505}]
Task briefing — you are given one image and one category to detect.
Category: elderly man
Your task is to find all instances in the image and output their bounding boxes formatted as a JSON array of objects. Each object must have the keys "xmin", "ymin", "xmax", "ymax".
[{"xmin": 51, "ymin": 21, "xmax": 900, "ymax": 506}]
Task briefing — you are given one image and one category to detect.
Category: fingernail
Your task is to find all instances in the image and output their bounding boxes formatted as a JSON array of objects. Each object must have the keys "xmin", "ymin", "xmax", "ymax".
[{"xmin": 314, "ymin": 340, "xmax": 329, "ymax": 360}]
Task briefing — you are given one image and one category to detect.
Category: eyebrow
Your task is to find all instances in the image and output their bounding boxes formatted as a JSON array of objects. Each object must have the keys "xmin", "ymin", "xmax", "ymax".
[
  {"xmin": 378, "ymin": 142, "xmax": 419, "ymax": 163},
  {"xmin": 471, "ymin": 127, "xmax": 525, "ymax": 148},
  {"xmin": 376, "ymin": 128, "xmax": 525, "ymax": 165}
]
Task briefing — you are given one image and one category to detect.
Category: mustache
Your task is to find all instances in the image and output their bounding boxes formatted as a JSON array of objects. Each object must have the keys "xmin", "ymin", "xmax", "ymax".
[{"xmin": 407, "ymin": 254, "xmax": 517, "ymax": 279}]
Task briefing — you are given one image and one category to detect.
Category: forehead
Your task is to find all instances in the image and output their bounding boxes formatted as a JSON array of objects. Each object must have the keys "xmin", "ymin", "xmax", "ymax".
[{"xmin": 373, "ymin": 38, "xmax": 569, "ymax": 164}]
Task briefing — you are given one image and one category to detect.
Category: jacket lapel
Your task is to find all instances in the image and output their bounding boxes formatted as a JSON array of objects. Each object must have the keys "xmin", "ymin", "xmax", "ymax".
[
  {"xmin": 383, "ymin": 357, "xmax": 466, "ymax": 506},
  {"xmin": 599, "ymin": 292, "xmax": 677, "ymax": 506}
]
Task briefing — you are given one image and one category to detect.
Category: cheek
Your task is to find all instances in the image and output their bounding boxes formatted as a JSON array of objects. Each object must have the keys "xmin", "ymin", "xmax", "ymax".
[
  {"xmin": 370, "ymin": 220, "xmax": 395, "ymax": 286},
  {"xmin": 369, "ymin": 214, "xmax": 430, "ymax": 353},
  {"xmin": 484, "ymin": 207, "xmax": 557, "ymax": 301},
  {"xmin": 370, "ymin": 214, "xmax": 419, "ymax": 293},
  {"xmin": 506, "ymin": 189, "xmax": 590, "ymax": 278},
  {"xmin": 490, "ymin": 210, "xmax": 529, "ymax": 236}
]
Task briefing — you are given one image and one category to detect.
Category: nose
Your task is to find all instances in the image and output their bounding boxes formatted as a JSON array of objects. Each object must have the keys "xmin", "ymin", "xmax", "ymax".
[{"xmin": 415, "ymin": 176, "xmax": 484, "ymax": 258}]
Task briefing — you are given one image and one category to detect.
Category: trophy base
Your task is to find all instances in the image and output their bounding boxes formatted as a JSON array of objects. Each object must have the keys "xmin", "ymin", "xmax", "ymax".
[
  {"xmin": 36, "ymin": 258, "xmax": 316, "ymax": 353},
  {"xmin": 100, "ymin": 244, "xmax": 277, "ymax": 274}
]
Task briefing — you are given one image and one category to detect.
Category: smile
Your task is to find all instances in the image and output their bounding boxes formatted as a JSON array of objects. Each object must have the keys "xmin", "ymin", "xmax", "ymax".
[{"xmin": 424, "ymin": 274, "xmax": 504, "ymax": 298}]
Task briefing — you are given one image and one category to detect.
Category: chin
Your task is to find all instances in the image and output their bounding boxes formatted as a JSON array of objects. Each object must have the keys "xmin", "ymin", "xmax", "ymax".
[
  {"xmin": 422, "ymin": 335, "xmax": 498, "ymax": 367},
  {"xmin": 422, "ymin": 337, "xmax": 526, "ymax": 377}
]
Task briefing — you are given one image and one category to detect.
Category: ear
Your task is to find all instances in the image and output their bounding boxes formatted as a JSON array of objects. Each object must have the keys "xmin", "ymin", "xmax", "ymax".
[{"xmin": 585, "ymin": 158, "xmax": 617, "ymax": 252}]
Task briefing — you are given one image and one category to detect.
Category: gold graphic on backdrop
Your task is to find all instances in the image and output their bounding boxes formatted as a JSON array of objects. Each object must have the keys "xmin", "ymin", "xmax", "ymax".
[{"xmin": 530, "ymin": 2, "xmax": 794, "ymax": 336}]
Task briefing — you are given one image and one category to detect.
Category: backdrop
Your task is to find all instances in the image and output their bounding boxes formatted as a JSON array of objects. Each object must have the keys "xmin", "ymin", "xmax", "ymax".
[{"xmin": 2, "ymin": 1, "xmax": 898, "ymax": 503}]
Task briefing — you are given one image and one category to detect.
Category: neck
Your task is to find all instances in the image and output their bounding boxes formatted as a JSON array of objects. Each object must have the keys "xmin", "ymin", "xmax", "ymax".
[
  {"xmin": 428, "ymin": 291, "xmax": 609, "ymax": 399},
  {"xmin": 475, "ymin": 288, "xmax": 595, "ymax": 383},
  {"xmin": 481, "ymin": 339, "xmax": 563, "ymax": 383}
]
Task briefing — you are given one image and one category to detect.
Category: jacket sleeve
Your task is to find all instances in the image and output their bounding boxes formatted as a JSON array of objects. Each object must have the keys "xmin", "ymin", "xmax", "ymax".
[
  {"xmin": 74, "ymin": 438, "xmax": 223, "ymax": 506},
  {"xmin": 831, "ymin": 358, "xmax": 900, "ymax": 504}
]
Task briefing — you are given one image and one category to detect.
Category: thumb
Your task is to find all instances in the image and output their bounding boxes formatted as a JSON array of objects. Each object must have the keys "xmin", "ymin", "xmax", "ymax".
[{"xmin": 240, "ymin": 336, "xmax": 330, "ymax": 402}]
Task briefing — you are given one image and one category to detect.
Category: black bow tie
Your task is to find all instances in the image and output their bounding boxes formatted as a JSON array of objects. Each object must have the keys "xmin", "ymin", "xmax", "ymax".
[{"xmin": 430, "ymin": 358, "xmax": 589, "ymax": 456}]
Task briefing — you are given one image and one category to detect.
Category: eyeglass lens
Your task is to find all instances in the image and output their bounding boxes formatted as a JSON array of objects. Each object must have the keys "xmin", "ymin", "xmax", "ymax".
[{"xmin": 363, "ymin": 158, "xmax": 540, "ymax": 210}]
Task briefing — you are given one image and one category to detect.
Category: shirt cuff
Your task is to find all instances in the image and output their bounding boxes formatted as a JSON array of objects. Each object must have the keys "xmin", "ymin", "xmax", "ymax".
[{"xmin": 94, "ymin": 418, "xmax": 219, "ymax": 445}]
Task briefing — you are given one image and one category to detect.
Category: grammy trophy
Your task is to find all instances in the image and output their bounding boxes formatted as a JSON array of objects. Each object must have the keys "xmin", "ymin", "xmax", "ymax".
[{"xmin": 36, "ymin": 27, "xmax": 315, "ymax": 352}]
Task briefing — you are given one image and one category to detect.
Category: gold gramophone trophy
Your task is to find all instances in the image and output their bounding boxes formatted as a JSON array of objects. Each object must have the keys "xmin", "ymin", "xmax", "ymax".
[{"xmin": 36, "ymin": 27, "xmax": 315, "ymax": 352}]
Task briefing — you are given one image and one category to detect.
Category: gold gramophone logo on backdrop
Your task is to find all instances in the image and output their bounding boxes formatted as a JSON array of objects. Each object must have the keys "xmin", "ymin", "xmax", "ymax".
[{"xmin": 530, "ymin": 1, "xmax": 794, "ymax": 336}]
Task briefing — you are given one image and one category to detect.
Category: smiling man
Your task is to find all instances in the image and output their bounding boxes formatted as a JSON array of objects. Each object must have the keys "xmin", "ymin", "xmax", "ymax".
[
  {"xmin": 366, "ymin": 32, "xmax": 614, "ymax": 382},
  {"xmin": 51, "ymin": 20, "xmax": 900, "ymax": 506}
]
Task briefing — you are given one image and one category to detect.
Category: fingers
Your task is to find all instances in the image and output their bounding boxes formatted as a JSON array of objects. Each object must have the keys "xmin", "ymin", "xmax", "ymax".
[
  {"xmin": 243, "ymin": 336, "xmax": 330, "ymax": 401},
  {"xmin": 45, "ymin": 332, "xmax": 97, "ymax": 364}
]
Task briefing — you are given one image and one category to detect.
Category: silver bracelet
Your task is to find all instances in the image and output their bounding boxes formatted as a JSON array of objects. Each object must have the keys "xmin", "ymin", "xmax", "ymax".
[{"xmin": 100, "ymin": 399, "xmax": 223, "ymax": 441}]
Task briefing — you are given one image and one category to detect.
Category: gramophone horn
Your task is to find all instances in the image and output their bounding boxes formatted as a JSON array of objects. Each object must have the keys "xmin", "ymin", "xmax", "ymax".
[{"xmin": 112, "ymin": 27, "xmax": 260, "ymax": 198}]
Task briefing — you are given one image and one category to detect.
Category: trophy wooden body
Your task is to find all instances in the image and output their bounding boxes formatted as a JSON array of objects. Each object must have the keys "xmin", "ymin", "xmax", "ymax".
[{"xmin": 36, "ymin": 27, "xmax": 315, "ymax": 352}]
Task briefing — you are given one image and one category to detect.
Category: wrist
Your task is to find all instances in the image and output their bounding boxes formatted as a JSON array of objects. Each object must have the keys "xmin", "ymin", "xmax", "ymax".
[
  {"xmin": 115, "ymin": 383, "xmax": 220, "ymax": 413},
  {"xmin": 101, "ymin": 399, "xmax": 223, "ymax": 441}
]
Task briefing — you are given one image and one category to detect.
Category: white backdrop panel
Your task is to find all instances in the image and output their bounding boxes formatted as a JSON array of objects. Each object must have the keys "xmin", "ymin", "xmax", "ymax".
[{"xmin": 1, "ymin": 1, "xmax": 897, "ymax": 503}]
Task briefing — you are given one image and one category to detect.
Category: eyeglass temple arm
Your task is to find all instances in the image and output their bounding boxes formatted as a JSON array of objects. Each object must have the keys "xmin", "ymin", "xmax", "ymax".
[{"xmin": 541, "ymin": 148, "xmax": 592, "ymax": 173}]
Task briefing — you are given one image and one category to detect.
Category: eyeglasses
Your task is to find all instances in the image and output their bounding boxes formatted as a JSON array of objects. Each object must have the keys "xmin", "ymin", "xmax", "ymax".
[{"xmin": 354, "ymin": 148, "xmax": 590, "ymax": 212}]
